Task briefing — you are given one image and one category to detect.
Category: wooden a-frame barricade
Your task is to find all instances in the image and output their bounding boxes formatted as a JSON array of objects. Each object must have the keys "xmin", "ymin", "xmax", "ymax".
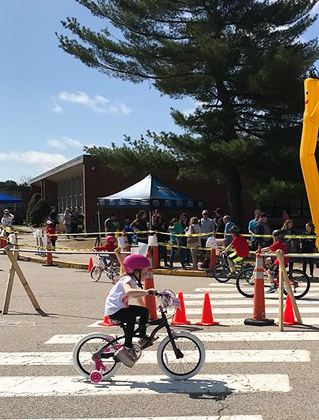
[{"xmin": 1, "ymin": 245, "xmax": 45, "ymax": 316}]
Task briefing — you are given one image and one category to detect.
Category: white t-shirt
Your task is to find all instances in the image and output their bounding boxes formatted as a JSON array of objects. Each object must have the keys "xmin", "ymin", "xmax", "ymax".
[
  {"xmin": 205, "ymin": 236, "xmax": 218, "ymax": 249},
  {"xmin": 104, "ymin": 275, "xmax": 138, "ymax": 316}
]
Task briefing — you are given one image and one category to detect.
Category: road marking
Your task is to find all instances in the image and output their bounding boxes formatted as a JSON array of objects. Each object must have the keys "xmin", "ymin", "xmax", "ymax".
[
  {"xmin": 89, "ymin": 307, "xmax": 319, "ymax": 315},
  {"xmin": 184, "ymin": 299, "xmax": 319, "ymax": 306},
  {"xmin": 156, "ymin": 307, "xmax": 319, "ymax": 315},
  {"xmin": 2, "ymin": 417, "xmax": 264, "ymax": 420},
  {"xmin": 195, "ymin": 287, "xmax": 319, "ymax": 292},
  {"xmin": 0, "ymin": 374, "xmax": 290, "ymax": 396},
  {"xmin": 0, "ymin": 349, "xmax": 309, "ymax": 365},
  {"xmin": 88, "ymin": 317, "xmax": 319, "ymax": 328},
  {"xmin": 45, "ymin": 331, "xmax": 319, "ymax": 344}
]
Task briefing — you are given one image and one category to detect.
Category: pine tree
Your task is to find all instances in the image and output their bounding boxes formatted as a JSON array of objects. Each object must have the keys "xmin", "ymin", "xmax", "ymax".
[
  {"xmin": 26, "ymin": 193, "xmax": 41, "ymax": 225},
  {"xmin": 57, "ymin": 0, "xmax": 319, "ymax": 223}
]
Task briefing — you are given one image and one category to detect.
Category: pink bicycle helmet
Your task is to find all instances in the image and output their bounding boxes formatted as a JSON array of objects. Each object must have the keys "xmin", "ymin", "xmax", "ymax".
[
  {"xmin": 105, "ymin": 235, "xmax": 115, "ymax": 244},
  {"xmin": 124, "ymin": 254, "xmax": 150, "ymax": 274}
]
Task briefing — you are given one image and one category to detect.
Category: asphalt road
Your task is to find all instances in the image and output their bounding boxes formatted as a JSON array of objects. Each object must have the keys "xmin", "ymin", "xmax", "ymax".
[{"xmin": 1, "ymin": 254, "xmax": 319, "ymax": 420}]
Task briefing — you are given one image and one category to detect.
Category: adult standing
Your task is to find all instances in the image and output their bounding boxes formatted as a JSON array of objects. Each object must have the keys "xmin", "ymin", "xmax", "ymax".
[
  {"xmin": 213, "ymin": 208, "xmax": 224, "ymax": 233},
  {"xmin": 301, "ymin": 221, "xmax": 317, "ymax": 278},
  {"xmin": 130, "ymin": 210, "xmax": 148, "ymax": 244},
  {"xmin": 282, "ymin": 218, "xmax": 299, "ymax": 272},
  {"xmin": 168, "ymin": 217, "xmax": 185, "ymax": 269},
  {"xmin": 62, "ymin": 208, "xmax": 72, "ymax": 238},
  {"xmin": 151, "ymin": 213, "xmax": 168, "ymax": 267},
  {"xmin": 186, "ymin": 216, "xmax": 201, "ymax": 270},
  {"xmin": 255, "ymin": 212, "xmax": 272, "ymax": 248},
  {"xmin": 248, "ymin": 209, "xmax": 261, "ymax": 250},
  {"xmin": 1, "ymin": 209, "xmax": 14, "ymax": 228},
  {"xmin": 199, "ymin": 210, "xmax": 216, "ymax": 248},
  {"xmin": 70, "ymin": 210, "xmax": 78, "ymax": 234},
  {"xmin": 49, "ymin": 206, "xmax": 59, "ymax": 227},
  {"xmin": 223, "ymin": 215, "xmax": 235, "ymax": 247},
  {"xmin": 104, "ymin": 212, "xmax": 120, "ymax": 236},
  {"xmin": 179, "ymin": 212, "xmax": 190, "ymax": 267}
]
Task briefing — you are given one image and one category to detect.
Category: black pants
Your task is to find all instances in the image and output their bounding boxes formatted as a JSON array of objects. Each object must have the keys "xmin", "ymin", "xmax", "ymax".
[
  {"xmin": 303, "ymin": 258, "xmax": 314, "ymax": 276},
  {"xmin": 110, "ymin": 305, "xmax": 149, "ymax": 348}
]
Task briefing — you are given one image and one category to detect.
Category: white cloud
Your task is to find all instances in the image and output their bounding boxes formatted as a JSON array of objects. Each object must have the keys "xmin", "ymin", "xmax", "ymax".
[
  {"xmin": 47, "ymin": 136, "xmax": 86, "ymax": 150},
  {"xmin": 48, "ymin": 139, "xmax": 67, "ymax": 149},
  {"xmin": 57, "ymin": 91, "xmax": 132, "ymax": 116},
  {"xmin": 0, "ymin": 151, "xmax": 68, "ymax": 172},
  {"xmin": 52, "ymin": 103, "xmax": 63, "ymax": 114},
  {"xmin": 62, "ymin": 136, "xmax": 84, "ymax": 148}
]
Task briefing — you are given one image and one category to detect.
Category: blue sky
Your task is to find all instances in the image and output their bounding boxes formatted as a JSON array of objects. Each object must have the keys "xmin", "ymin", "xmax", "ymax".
[{"xmin": 1, "ymin": 0, "xmax": 319, "ymax": 184}]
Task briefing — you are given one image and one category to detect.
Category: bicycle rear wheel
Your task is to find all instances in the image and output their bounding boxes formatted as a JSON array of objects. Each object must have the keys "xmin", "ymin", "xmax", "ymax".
[
  {"xmin": 106, "ymin": 265, "xmax": 120, "ymax": 282},
  {"xmin": 285, "ymin": 269, "xmax": 310, "ymax": 299},
  {"xmin": 213, "ymin": 264, "xmax": 231, "ymax": 282},
  {"xmin": 73, "ymin": 332, "xmax": 121, "ymax": 379},
  {"xmin": 90, "ymin": 265, "xmax": 102, "ymax": 282},
  {"xmin": 236, "ymin": 267, "xmax": 255, "ymax": 298},
  {"xmin": 157, "ymin": 332, "xmax": 205, "ymax": 380}
]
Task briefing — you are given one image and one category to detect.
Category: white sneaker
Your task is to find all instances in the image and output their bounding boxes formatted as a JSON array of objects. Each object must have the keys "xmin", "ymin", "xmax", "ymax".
[{"xmin": 114, "ymin": 347, "xmax": 136, "ymax": 368}]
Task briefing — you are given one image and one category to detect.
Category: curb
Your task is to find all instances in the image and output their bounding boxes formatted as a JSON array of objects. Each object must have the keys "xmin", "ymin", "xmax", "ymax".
[{"xmin": 18, "ymin": 253, "xmax": 209, "ymax": 276}]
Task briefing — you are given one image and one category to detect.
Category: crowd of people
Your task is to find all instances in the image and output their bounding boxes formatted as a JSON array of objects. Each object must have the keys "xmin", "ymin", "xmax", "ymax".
[{"xmin": 102, "ymin": 208, "xmax": 319, "ymax": 276}]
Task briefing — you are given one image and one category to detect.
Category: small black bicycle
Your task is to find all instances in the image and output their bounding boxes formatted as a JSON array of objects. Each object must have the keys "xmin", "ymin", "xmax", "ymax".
[{"xmin": 73, "ymin": 290, "xmax": 205, "ymax": 382}]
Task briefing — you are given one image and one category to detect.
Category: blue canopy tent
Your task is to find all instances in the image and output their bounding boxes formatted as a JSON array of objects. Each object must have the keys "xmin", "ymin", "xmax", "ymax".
[
  {"xmin": 98, "ymin": 174, "xmax": 205, "ymax": 210},
  {"xmin": 0, "ymin": 192, "xmax": 23, "ymax": 203}
]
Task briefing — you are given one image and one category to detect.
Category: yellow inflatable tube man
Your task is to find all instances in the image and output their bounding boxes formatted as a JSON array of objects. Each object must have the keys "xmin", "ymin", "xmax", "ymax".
[{"xmin": 300, "ymin": 78, "xmax": 319, "ymax": 246}]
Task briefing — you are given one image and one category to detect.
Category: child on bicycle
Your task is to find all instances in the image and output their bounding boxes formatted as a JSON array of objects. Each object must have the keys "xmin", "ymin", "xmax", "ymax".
[
  {"xmin": 104, "ymin": 254, "xmax": 157, "ymax": 368},
  {"xmin": 261, "ymin": 229, "xmax": 289, "ymax": 293},
  {"xmin": 222, "ymin": 225, "xmax": 250, "ymax": 278},
  {"xmin": 93, "ymin": 235, "xmax": 118, "ymax": 266}
]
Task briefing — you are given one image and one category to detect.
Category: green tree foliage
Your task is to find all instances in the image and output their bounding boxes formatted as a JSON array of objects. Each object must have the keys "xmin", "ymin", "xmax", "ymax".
[
  {"xmin": 57, "ymin": 0, "xmax": 319, "ymax": 223},
  {"xmin": 26, "ymin": 193, "xmax": 41, "ymax": 226},
  {"xmin": 27, "ymin": 198, "xmax": 50, "ymax": 227}
]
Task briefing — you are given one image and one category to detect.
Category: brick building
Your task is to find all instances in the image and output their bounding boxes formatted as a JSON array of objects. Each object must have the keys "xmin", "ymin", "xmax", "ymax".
[{"xmin": 29, "ymin": 154, "xmax": 310, "ymax": 232}]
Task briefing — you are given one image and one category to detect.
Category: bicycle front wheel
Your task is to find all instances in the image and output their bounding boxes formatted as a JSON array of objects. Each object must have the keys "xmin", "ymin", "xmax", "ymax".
[
  {"xmin": 73, "ymin": 332, "xmax": 121, "ymax": 379},
  {"xmin": 157, "ymin": 332, "xmax": 205, "ymax": 380},
  {"xmin": 90, "ymin": 265, "xmax": 102, "ymax": 282},
  {"xmin": 213, "ymin": 264, "xmax": 231, "ymax": 282},
  {"xmin": 285, "ymin": 269, "xmax": 310, "ymax": 299},
  {"xmin": 236, "ymin": 267, "xmax": 255, "ymax": 298}
]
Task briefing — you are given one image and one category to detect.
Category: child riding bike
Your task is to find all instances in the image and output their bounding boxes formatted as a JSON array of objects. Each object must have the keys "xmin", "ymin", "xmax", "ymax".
[
  {"xmin": 222, "ymin": 225, "xmax": 250, "ymax": 278},
  {"xmin": 104, "ymin": 254, "xmax": 157, "ymax": 368},
  {"xmin": 261, "ymin": 229, "xmax": 289, "ymax": 293}
]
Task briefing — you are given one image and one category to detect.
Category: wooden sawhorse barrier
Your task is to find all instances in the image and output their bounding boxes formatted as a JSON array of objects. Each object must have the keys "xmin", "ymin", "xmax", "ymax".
[{"xmin": 1, "ymin": 246, "xmax": 46, "ymax": 316}]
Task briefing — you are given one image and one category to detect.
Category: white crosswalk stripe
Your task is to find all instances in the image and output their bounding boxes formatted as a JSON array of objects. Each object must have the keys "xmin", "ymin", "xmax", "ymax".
[
  {"xmin": 180, "ymin": 299, "xmax": 319, "ymax": 305},
  {"xmin": 0, "ymin": 349, "xmax": 310, "ymax": 364},
  {"xmin": 0, "ymin": 374, "xmax": 290, "ymax": 396},
  {"xmin": 45, "ymin": 331, "xmax": 319, "ymax": 344}
]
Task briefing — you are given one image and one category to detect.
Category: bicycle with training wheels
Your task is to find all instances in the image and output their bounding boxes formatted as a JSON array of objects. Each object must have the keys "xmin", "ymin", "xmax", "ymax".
[
  {"xmin": 73, "ymin": 290, "xmax": 205, "ymax": 382},
  {"xmin": 213, "ymin": 251, "xmax": 253, "ymax": 283},
  {"xmin": 236, "ymin": 265, "xmax": 310, "ymax": 299},
  {"xmin": 90, "ymin": 251, "xmax": 120, "ymax": 283}
]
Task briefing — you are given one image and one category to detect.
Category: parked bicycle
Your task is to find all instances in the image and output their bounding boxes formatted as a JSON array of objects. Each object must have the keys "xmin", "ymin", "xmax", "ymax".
[
  {"xmin": 90, "ymin": 251, "xmax": 120, "ymax": 283},
  {"xmin": 73, "ymin": 290, "xmax": 205, "ymax": 382},
  {"xmin": 236, "ymin": 266, "xmax": 310, "ymax": 299},
  {"xmin": 213, "ymin": 251, "xmax": 253, "ymax": 283}
]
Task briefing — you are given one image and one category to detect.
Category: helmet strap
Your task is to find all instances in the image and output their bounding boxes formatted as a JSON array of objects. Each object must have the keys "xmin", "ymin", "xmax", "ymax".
[{"xmin": 131, "ymin": 271, "xmax": 143, "ymax": 289}]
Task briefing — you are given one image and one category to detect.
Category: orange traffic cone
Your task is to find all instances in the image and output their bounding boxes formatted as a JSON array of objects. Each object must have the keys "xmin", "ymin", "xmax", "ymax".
[
  {"xmin": 196, "ymin": 293, "xmax": 220, "ymax": 326},
  {"xmin": 87, "ymin": 257, "xmax": 93, "ymax": 272},
  {"xmin": 171, "ymin": 292, "xmax": 191, "ymax": 325},
  {"xmin": 283, "ymin": 295, "xmax": 298, "ymax": 325},
  {"xmin": 244, "ymin": 248, "xmax": 274, "ymax": 326},
  {"xmin": 98, "ymin": 315, "xmax": 116, "ymax": 326}
]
